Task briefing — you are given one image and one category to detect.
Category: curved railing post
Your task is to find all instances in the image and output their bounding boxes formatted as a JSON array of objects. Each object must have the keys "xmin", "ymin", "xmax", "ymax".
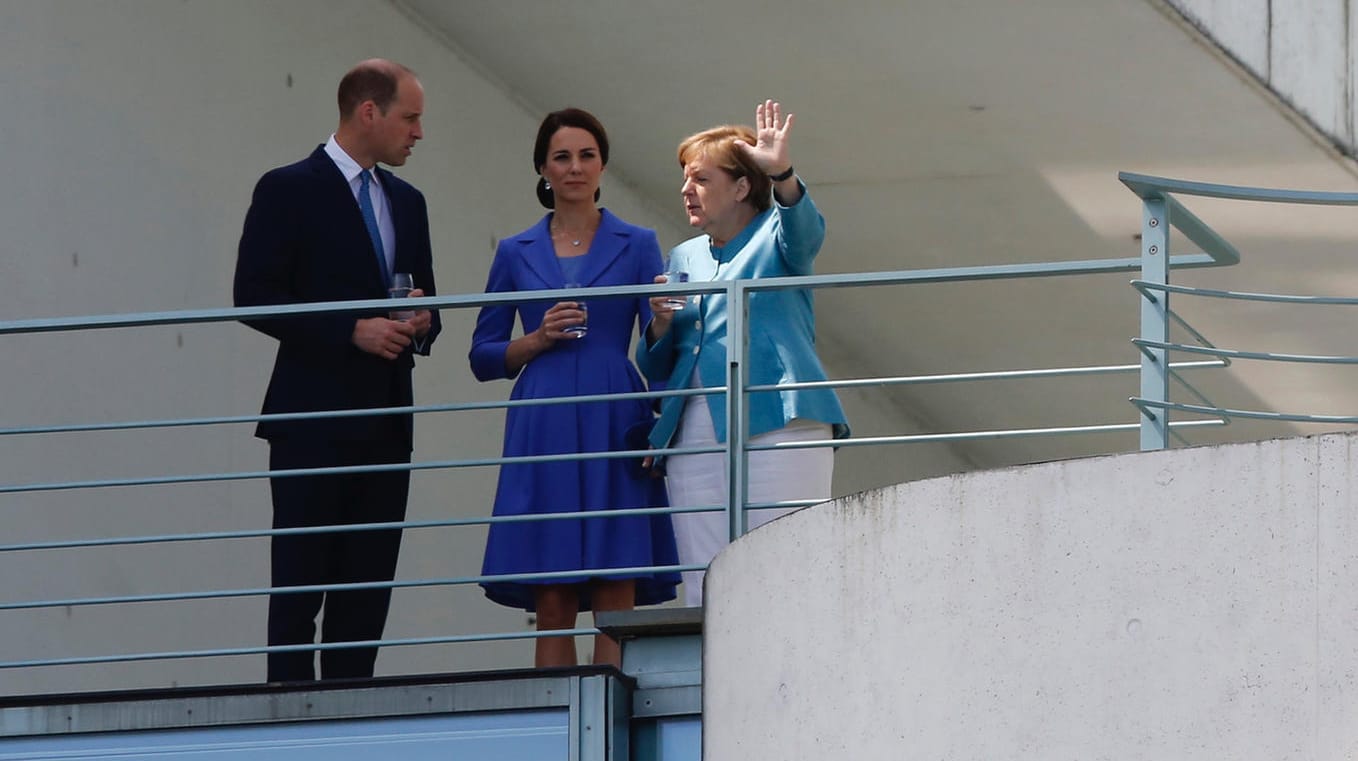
[{"xmin": 1139, "ymin": 196, "xmax": 1171, "ymax": 449}]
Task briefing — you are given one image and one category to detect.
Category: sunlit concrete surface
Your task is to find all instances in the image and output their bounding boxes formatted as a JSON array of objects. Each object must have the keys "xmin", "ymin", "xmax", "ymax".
[{"xmin": 706, "ymin": 431, "xmax": 1358, "ymax": 760}]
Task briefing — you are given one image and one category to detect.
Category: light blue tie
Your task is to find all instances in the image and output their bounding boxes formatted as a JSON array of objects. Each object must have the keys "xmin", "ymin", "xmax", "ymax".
[{"xmin": 358, "ymin": 170, "xmax": 390, "ymax": 284}]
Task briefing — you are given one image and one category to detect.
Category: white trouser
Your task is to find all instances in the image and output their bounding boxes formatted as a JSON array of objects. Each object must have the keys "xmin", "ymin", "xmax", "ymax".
[{"xmin": 665, "ymin": 394, "xmax": 833, "ymax": 606}]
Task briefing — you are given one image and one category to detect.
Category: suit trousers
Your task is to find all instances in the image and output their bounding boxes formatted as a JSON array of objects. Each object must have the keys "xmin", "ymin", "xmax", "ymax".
[{"xmin": 266, "ymin": 429, "xmax": 410, "ymax": 682}]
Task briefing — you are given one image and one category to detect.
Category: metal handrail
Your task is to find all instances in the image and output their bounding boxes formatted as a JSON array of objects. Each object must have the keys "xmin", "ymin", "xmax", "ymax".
[
  {"xmin": 0, "ymin": 563, "xmax": 704, "ymax": 613},
  {"xmin": 0, "ymin": 441, "xmax": 727, "ymax": 495},
  {"xmin": 0, "ymin": 385, "xmax": 722, "ymax": 438},
  {"xmin": 5, "ymin": 628, "xmax": 610, "ymax": 671},
  {"xmin": 1119, "ymin": 171, "xmax": 1358, "ymax": 205},
  {"xmin": 20, "ymin": 170, "xmax": 1358, "ymax": 683},
  {"xmin": 1117, "ymin": 171, "xmax": 1358, "ymax": 448},
  {"xmin": 1133, "ymin": 338, "xmax": 1358, "ymax": 365},
  {"xmin": 751, "ymin": 420, "xmax": 1226, "ymax": 452},
  {"xmin": 746, "ymin": 360, "xmax": 1225, "ymax": 393},
  {"xmin": 1132, "ymin": 279, "xmax": 1358, "ymax": 305},
  {"xmin": 0, "ymin": 504, "xmax": 725, "ymax": 553},
  {"xmin": 1132, "ymin": 397, "xmax": 1358, "ymax": 426},
  {"xmin": 0, "ymin": 280, "xmax": 720, "ymax": 336},
  {"xmin": 0, "ymin": 251, "xmax": 1238, "ymax": 677}
]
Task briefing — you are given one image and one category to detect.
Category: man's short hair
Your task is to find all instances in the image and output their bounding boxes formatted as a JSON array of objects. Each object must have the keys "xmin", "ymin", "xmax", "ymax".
[{"xmin": 337, "ymin": 59, "xmax": 415, "ymax": 118}]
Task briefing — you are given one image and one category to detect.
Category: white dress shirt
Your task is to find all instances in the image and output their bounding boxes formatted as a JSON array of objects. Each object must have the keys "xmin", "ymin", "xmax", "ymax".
[
  {"xmin": 324, "ymin": 135, "xmax": 396, "ymax": 276},
  {"xmin": 322, "ymin": 135, "xmax": 426, "ymax": 352}
]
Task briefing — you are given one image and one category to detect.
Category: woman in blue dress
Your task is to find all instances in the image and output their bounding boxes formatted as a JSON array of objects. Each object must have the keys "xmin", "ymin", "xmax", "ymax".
[{"xmin": 469, "ymin": 108, "xmax": 679, "ymax": 667}]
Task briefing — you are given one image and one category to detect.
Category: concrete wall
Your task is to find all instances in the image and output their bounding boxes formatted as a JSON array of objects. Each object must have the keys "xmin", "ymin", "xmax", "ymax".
[
  {"xmin": 0, "ymin": 1, "xmax": 972, "ymax": 695},
  {"xmin": 1167, "ymin": 0, "xmax": 1358, "ymax": 154},
  {"xmin": 705, "ymin": 431, "xmax": 1358, "ymax": 760}
]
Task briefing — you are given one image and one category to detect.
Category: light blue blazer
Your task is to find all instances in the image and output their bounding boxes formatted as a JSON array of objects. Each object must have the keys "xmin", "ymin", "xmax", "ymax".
[{"xmin": 636, "ymin": 183, "xmax": 849, "ymax": 448}]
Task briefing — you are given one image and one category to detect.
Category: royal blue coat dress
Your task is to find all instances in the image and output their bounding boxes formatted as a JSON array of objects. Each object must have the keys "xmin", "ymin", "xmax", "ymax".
[{"xmin": 469, "ymin": 209, "xmax": 680, "ymax": 611}]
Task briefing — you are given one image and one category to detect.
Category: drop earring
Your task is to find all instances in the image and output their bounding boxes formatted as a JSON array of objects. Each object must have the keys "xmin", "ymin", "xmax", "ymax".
[{"xmin": 543, "ymin": 179, "xmax": 551, "ymax": 190}]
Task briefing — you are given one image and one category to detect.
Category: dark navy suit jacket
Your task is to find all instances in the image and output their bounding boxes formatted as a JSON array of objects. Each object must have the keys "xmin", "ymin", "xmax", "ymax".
[{"xmin": 233, "ymin": 146, "xmax": 441, "ymax": 446}]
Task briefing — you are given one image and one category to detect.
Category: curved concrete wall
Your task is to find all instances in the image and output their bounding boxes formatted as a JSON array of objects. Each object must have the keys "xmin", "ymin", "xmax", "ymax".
[{"xmin": 705, "ymin": 432, "xmax": 1358, "ymax": 759}]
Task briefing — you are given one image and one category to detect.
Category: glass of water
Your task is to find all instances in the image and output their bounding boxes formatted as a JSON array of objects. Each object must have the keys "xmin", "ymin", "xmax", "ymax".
[
  {"xmin": 563, "ymin": 282, "xmax": 588, "ymax": 337},
  {"xmin": 663, "ymin": 261, "xmax": 689, "ymax": 310},
  {"xmin": 389, "ymin": 272, "xmax": 415, "ymax": 321}
]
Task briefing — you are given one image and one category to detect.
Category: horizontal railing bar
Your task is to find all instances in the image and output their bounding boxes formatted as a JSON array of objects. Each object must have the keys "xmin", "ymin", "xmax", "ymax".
[
  {"xmin": 0, "ymin": 628, "xmax": 611, "ymax": 670},
  {"xmin": 6, "ymin": 415, "xmax": 1235, "ymax": 495},
  {"xmin": 0, "ymin": 504, "xmax": 727, "ymax": 553},
  {"xmin": 1133, "ymin": 338, "xmax": 1358, "ymax": 365},
  {"xmin": 723, "ymin": 255, "xmax": 1223, "ymax": 298},
  {"xmin": 1127, "ymin": 398, "xmax": 1231, "ymax": 441},
  {"xmin": 0, "ymin": 385, "xmax": 720, "ymax": 438},
  {"xmin": 746, "ymin": 360, "xmax": 1226, "ymax": 393},
  {"xmin": 1119, "ymin": 171, "xmax": 1358, "ymax": 205},
  {"xmin": 25, "ymin": 392, "xmax": 1257, "ymax": 545},
  {"xmin": 0, "ymin": 362, "xmax": 1228, "ymax": 444},
  {"xmin": 745, "ymin": 419, "xmax": 1225, "ymax": 450},
  {"xmin": 1131, "ymin": 397, "xmax": 1358, "ymax": 425},
  {"xmin": 0, "ymin": 282, "xmax": 719, "ymax": 336},
  {"xmin": 1132, "ymin": 279, "xmax": 1358, "ymax": 305},
  {"xmin": 0, "ymin": 255, "xmax": 1255, "ymax": 675},
  {"xmin": 0, "ymin": 256, "xmax": 1226, "ymax": 338},
  {"xmin": 743, "ymin": 499, "xmax": 825, "ymax": 511},
  {"xmin": 3, "ymin": 361, "xmax": 1232, "ymax": 439},
  {"xmin": 0, "ymin": 563, "xmax": 700, "ymax": 612},
  {"xmin": 0, "ymin": 443, "xmax": 724, "ymax": 495}
]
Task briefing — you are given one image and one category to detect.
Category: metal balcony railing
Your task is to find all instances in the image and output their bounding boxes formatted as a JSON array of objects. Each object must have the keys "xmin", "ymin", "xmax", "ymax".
[
  {"xmin": 16, "ymin": 171, "xmax": 1343, "ymax": 684},
  {"xmin": 1120, "ymin": 171, "xmax": 1358, "ymax": 441}
]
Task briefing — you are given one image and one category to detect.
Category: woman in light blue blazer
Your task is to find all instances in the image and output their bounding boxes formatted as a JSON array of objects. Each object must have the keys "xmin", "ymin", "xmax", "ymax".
[{"xmin": 636, "ymin": 101, "xmax": 849, "ymax": 606}]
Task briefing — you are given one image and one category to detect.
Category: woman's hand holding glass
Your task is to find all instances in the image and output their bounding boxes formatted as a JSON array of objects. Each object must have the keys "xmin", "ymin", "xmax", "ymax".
[
  {"xmin": 661, "ymin": 258, "xmax": 690, "ymax": 310},
  {"xmin": 647, "ymin": 273, "xmax": 684, "ymax": 342},
  {"xmin": 537, "ymin": 300, "xmax": 588, "ymax": 343}
]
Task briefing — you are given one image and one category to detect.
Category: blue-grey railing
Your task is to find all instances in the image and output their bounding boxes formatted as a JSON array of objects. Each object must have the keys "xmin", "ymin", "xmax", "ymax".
[
  {"xmin": 0, "ymin": 219, "xmax": 1244, "ymax": 679},
  {"xmin": 1120, "ymin": 171, "xmax": 1358, "ymax": 446}
]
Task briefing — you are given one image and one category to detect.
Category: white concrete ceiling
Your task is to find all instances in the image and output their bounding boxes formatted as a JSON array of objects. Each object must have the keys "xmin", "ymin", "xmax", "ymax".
[{"xmin": 399, "ymin": 0, "xmax": 1358, "ymax": 488}]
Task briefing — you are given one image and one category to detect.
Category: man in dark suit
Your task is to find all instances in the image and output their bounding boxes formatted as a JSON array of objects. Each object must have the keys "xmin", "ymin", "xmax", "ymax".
[{"xmin": 233, "ymin": 59, "xmax": 441, "ymax": 682}]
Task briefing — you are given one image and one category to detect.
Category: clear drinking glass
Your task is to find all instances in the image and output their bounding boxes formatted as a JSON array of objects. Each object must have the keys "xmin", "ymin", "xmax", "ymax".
[
  {"xmin": 389, "ymin": 272, "xmax": 415, "ymax": 321},
  {"xmin": 663, "ymin": 263, "xmax": 690, "ymax": 310},
  {"xmin": 562, "ymin": 281, "xmax": 588, "ymax": 337}
]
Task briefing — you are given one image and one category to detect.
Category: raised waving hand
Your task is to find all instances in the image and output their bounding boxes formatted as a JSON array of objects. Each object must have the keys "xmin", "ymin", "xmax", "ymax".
[
  {"xmin": 734, "ymin": 99, "xmax": 794, "ymax": 176},
  {"xmin": 734, "ymin": 99, "xmax": 801, "ymax": 203}
]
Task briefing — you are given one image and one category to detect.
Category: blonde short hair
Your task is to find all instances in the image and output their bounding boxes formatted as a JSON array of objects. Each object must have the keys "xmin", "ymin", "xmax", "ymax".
[{"xmin": 676, "ymin": 125, "xmax": 772, "ymax": 213}]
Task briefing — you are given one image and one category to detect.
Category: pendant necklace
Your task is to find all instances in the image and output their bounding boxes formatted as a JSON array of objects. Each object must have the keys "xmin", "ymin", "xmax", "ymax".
[{"xmin": 552, "ymin": 217, "xmax": 595, "ymax": 248}]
